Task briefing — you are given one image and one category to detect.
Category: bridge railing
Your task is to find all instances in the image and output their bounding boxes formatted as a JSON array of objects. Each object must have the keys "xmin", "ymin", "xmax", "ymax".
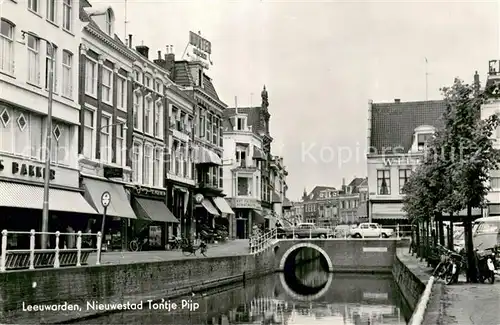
[
  {"xmin": 0, "ymin": 229, "xmax": 103, "ymax": 272},
  {"xmin": 249, "ymin": 228, "xmax": 278, "ymax": 254}
]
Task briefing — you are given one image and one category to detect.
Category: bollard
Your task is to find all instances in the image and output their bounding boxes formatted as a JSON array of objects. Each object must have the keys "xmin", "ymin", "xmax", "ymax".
[
  {"xmin": 309, "ymin": 228, "xmax": 312, "ymax": 239},
  {"xmin": 76, "ymin": 231, "xmax": 82, "ymax": 267},
  {"xmin": 54, "ymin": 231, "xmax": 60, "ymax": 268},
  {"xmin": 29, "ymin": 229, "xmax": 35, "ymax": 270},
  {"xmin": 96, "ymin": 232, "xmax": 102, "ymax": 265},
  {"xmin": 396, "ymin": 224, "xmax": 400, "ymax": 239},
  {"xmin": 1, "ymin": 230, "xmax": 7, "ymax": 272}
]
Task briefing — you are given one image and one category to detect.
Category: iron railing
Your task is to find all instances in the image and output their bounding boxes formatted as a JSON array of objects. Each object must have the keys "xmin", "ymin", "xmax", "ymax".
[
  {"xmin": 249, "ymin": 228, "xmax": 278, "ymax": 254},
  {"xmin": 0, "ymin": 230, "xmax": 103, "ymax": 272}
]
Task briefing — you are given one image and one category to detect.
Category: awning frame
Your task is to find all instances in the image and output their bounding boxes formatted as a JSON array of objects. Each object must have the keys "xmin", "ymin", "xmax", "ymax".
[
  {"xmin": 211, "ymin": 197, "xmax": 235, "ymax": 215},
  {"xmin": 201, "ymin": 199, "xmax": 220, "ymax": 216}
]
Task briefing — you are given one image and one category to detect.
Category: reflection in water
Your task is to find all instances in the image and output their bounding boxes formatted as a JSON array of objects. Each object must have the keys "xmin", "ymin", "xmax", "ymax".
[{"xmin": 71, "ymin": 274, "xmax": 411, "ymax": 325}]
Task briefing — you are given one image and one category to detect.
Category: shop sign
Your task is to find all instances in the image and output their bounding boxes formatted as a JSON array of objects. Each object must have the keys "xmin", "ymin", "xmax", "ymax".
[
  {"xmin": 133, "ymin": 185, "xmax": 166, "ymax": 198},
  {"xmin": 231, "ymin": 198, "xmax": 261, "ymax": 210},
  {"xmin": 382, "ymin": 157, "xmax": 420, "ymax": 166},
  {"xmin": 194, "ymin": 193, "xmax": 204, "ymax": 204},
  {"xmin": 187, "ymin": 31, "xmax": 212, "ymax": 69}
]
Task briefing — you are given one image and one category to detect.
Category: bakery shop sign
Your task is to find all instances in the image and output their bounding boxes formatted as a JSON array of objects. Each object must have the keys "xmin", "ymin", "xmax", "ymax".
[{"xmin": 0, "ymin": 159, "xmax": 55, "ymax": 181}]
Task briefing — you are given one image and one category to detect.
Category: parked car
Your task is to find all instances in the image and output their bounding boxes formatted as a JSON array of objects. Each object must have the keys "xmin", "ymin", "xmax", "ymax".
[
  {"xmin": 350, "ymin": 223, "xmax": 394, "ymax": 238},
  {"xmin": 333, "ymin": 225, "xmax": 352, "ymax": 238},
  {"xmin": 277, "ymin": 222, "xmax": 330, "ymax": 239}
]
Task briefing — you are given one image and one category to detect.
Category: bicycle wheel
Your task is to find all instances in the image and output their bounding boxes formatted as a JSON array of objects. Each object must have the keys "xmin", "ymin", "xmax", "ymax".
[{"xmin": 129, "ymin": 240, "xmax": 139, "ymax": 252}]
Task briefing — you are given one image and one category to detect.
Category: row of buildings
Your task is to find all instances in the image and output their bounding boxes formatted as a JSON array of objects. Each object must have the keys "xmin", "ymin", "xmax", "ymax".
[{"xmin": 0, "ymin": 0, "xmax": 291, "ymax": 250}]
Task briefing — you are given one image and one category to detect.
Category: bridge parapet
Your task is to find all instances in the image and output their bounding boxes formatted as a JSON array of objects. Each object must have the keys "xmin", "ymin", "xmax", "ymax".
[{"xmin": 274, "ymin": 239, "xmax": 398, "ymax": 273}]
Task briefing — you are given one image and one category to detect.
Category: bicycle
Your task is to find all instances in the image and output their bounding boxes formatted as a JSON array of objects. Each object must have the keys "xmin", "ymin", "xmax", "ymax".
[
  {"xmin": 129, "ymin": 237, "xmax": 147, "ymax": 252},
  {"xmin": 181, "ymin": 240, "xmax": 207, "ymax": 257}
]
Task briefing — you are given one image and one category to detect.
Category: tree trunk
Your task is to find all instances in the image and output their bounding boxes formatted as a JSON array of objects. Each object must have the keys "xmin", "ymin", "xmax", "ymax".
[
  {"xmin": 448, "ymin": 214, "xmax": 454, "ymax": 250},
  {"xmin": 415, "ymin": 222, "xmax": 421, "ymax": 258},
  {"xmin": 438, "ymin": 220, "xmax": 445, "ymax": 246},
  {"xmin": 425, "ymin": 219, "xmax": 431, "ymax": 266},
  {"xmin": 465, "ymin": 205, "xmax": 477, "ymax": 283}
]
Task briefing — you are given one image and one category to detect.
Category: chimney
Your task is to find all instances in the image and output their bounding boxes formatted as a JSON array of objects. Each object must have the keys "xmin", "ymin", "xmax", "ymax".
[
  {"xmin": 154, "ymin": 50, "xmax": 168, "ymax": 70},
  {"xmin": 394, "ymin": 99, "xmax": 401, "ymax": 103},
  {"xmin": 136, "ymin": 45, "xmax": 149, "ymax": 59},
  {"xmin": 165, "ymin": 45, "xmax": 175, "ymax": 75},
  {"xmin": 128, "ymin": 34, "xmax": 132, "ymax": 48}
]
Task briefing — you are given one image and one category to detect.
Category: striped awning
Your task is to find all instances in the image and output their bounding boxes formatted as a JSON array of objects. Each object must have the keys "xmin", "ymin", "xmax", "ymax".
[
  {"xmin": 0, "ymin": 181, "xmax": 98, "ymax": 214},
  {"xmin": 194, "ymin": 146, "xmax": 222, "ymax": 166},
  {"xmin": 211, "ymin": 197, "xmax": 235, "ymax": 215},
  {"xmin": 201, "ymin": 199, "xmax": 220, "ymax": 216}
]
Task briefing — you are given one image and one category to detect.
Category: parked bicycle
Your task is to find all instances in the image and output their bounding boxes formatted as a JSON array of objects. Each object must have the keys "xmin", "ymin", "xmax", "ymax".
[
  {"xmin": 181, "ymin": 240, "xmax": 208, "ymax": 257},
  {"xmin": 129, "ymin": 237, "xmax": 147, "ymax": 252}
]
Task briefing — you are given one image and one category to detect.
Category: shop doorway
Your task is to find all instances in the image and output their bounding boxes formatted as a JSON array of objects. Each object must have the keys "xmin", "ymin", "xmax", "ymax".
[{"xmin": 236, "ymin": 219, "xmax": 246, "ymax": 239}]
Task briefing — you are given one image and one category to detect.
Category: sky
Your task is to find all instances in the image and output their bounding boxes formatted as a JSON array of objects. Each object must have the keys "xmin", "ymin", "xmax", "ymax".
[{"xmin": 94, "ymin": 0, "xmax": 499, "ymax": 200}]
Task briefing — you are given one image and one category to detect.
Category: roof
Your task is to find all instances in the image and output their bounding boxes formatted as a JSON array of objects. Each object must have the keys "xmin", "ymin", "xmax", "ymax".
[
  {"xmin": 223, "ymin": 107, "xmax": 262, "ymax": 136},
  {"xmin": 171, "ymin": 61, "xmax": 220, "ymax": 101},
  {"xmin": 303, "ymin": 186, "xmax": 336, "ymax": 202},
  {"xmin": 369, "ymin": 100, "xmax": 446, "ymax": 154},
  {"xmin": 346, "ymin": 177, "xmax": 367, "ymax": 194}
]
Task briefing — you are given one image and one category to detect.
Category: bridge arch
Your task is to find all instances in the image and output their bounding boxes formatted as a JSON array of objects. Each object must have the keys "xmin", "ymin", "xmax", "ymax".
[{"xmin": 278, "ymin": 242, "xmax": 333, "ymax": 272}]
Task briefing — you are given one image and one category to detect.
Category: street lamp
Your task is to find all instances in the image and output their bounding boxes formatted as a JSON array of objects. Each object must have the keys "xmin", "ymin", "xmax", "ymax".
[{"xmin": 18, "ymin": 31, "xmax": 55, "ymax": 249}]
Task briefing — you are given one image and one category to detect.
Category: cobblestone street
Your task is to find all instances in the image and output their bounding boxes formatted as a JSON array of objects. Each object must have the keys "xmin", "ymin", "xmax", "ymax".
[
  {"xmin": 86, "ymin": 240, "xmax": 251, "ymax": 265},
  {"xmin": 397, "ymin": 248, "xmax": 500, "ymax": 325}
]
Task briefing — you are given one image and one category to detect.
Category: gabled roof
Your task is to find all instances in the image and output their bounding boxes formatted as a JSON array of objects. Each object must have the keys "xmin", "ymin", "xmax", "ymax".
[
  {"xmin": 369, "ymin": 100, "xmax": 446, "ymax": 154},
  {"xmin": 303, "ymin": 186, "xmax": 336, "ymax": 202},
  {"xmin": 223, "ymin": 107, "xmax": 262, "ymax": 136},
  {"xmin": 346, "ymin": 177, "xmax": 367, "ymax": 194}
]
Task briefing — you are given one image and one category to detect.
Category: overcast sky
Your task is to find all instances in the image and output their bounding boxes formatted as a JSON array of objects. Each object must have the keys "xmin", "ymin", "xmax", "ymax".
[{"xmin": 97, "ymin": 0, "xmax": 499, "ymax": 200}]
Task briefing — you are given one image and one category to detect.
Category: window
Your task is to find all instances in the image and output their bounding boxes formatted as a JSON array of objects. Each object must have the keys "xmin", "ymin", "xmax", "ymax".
[
  {"xmin": 85, "ymin": 58, "xmax": 97, "ymax": 96},
  {"xmin": 476, "ymin": 222, "xmax": 500, "ymax": 235},
  {"xmin": 198, "ymin": 111, "xmax": 205, "ymax": 138},
  {"xmin": 377, "ymin": 170, "xmax": 391, "ymax": 195},
  {"xmin": 179, "ymin": 112, "xmax": 185, "ymax": 131},
  {"xmin": 212, "ymin": 117, "xmax": 218, "ymax": 144},
  {"xmin": 236, "ymin": 147, "xmax": 247, "ymax": 167},
  {"xmin": 212, "ymin": 166, "xmax": 218, "ymax": 187},
  {"xmin": 144, "ymin": 97, "xmax": 153, "ymax": 134},
  {"xmin": 206, "ymin": 113, "xmax": 211, "ymax": 139},
  {"xmin": 219, "ymin": 124, "xmax": 223, "ymax": 147},
  {"xmin": 133, "ymin": 92, "xmax": 142, "ymax": 130},
  {"xmin": 237, "ymin": 177, "xmax": 249, "ymax": 196},
  {"xmin": 399, "ymin": 169, "xmax": 411, "ymax": 194},
  {"xmin": 236, "ymin": 117, "xmax": 244, "ymax": 130},
  {"xmin": 153, "ymin": 147, "xmax": 162, "ymax": 187},
  {"xmin": 105, "ymin": 9, "xmax": 113, "ymax": 35},
  {"xmin": 154, "ymin": 103, "xmax": 162, "ymax": 137},
  {"xmin": 62, "ymin": 51, "xmax": 72, "ymax": 98},
  {"xmin": 0, "ymin": 20, "xmax": 14, "ymax": 74},
  {"xmin": 133, "ymin": 70, "xmax": 141, "ymax": 82},
  {"xmin": 219, "ymin": 167, "xmax": 223, "ymax": 188},
  {"xmin": 47, "ymin": 0, "xmax": 56, "ymax": 23},
  {"xmin": 101, "ymin": 67, "xmax": 113, "ymax": 103},
  {"xmin": 100, "ymin": 116, "xmax": 111, "ymax": 163},
  {"xmin": 62, "ymin": 0, "xmax": 72, "ymax": 31},
  {"xmin": 115, "ymin": 122, "xmax": 124, "ymax": 166},
  {"xmin": 116, "ymin": 76, "xmax": 127, "ymax": 109},
  {"xmin": 27, "ymin": 35, "xmax": 40, "ymax": 85},
  {"xmin": 0, "ymin": 108, "xmax": 42, "ymax": 159},
  {"xmin": 155, "ymin": 80, "xmax": 162, "ymax": 93},
  {"xmin": 132, "ymin": 142, "xmax": 141, "ymax": 183},
  {"xmin": 143, "ymin": 145, "xmax": 152, "ymax": 185},
  {"xmin": 417, "ymin": 133, "xmax": 432, "ymax": 151},
  {"xmin": 144, "ymin": 74, "xmax": 152, "ymax": 88},
  {"xmin": 83, "ymin": 109, "xmax": 94, "ymax": 158},
  {"xmin": 182, "ymin": 145, "xmax": 188, "ymax": 178},
  {"xmin": 490, "ymin": 177, "xmax": 500, "ymax": 190},
  {"xmin": 45, "ymin": 44, "xmax": 57, "ymax": 90},
  {"xmin": 28, "ymin": 0, "xmax": 39, "ymax": 13},
  {"xmin": 51, "ymin": 123, "xmax": 70, "ymax": 165}
]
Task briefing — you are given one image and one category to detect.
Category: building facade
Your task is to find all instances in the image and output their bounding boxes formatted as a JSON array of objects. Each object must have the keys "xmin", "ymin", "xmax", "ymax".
[
  {"xmin": 302, "ymin": 186, "xmax": 337, "ymax": 225},
  {"xmin": 289, "ymin": 201, "xmax": 304, "ymax": 225},
  {"xmin": 269, "ymin": 155, "xmax": 289, "ymax": 222},
  {"xmin": 366, "ymin": 99, "xmax": 447, "ymax": 225},
  {"xmin": 222, "ymin": 103, "xmax": 266, "ymax": 238},
  {"xmin": 0, "ymin": 0, "xmax": 98, "ymax": 243},
  {"xmin": 337, "ymin": 177, "xmax": 367, "ymax": 224}
]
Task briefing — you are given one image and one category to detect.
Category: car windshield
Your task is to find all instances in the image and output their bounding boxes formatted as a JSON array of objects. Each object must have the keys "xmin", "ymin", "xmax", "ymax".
[{"xmin": 476, "ymin": 222, "xmax": 500, "ymax": 235}]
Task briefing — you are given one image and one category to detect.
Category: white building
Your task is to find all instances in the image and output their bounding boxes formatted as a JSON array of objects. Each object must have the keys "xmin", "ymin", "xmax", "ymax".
[
  {"xmin": 223, "ymin": 107, "xmax": 266, "ymax": 239},
  {"xmin": 366, "ymin": 99, "xmax": 447, "ymax": 225},
  {"xmin": 481, "ymin": 63, "xmax": 500, "ymax": 216},
  {"xmin": 0, "ymin": 0, "xmax": 97, "ymax": 232}
]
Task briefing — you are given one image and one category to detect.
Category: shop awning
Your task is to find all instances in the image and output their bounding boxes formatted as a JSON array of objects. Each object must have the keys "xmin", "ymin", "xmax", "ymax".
[
  {"xmin": 82, "ymin": 178, "xmax": 136, "ymax": 219},
  {"xmin": 211, "ymin": 197, "xmax": 235, "ymax": 215},
  {"xmin": 0, "ymin": 181, "xmax": 98, "ymax": 214},
  {"xmin": 371, "ymin": 214, "xmax": 408, "ymax": 220},
  {"xmin": 283, "ymin": 197, "xmax": 292, "ymax": 208},
  {"xmin": 271, "ymin": 191, "xmax": 282, "ymax": 203},
  {"xmin": 488, "ymin": 204, "xmax": 500, "ymax": 216},
  {"xmin": 252, "ymin": 146, "xmax": 265, "ymax": 160},
  {"xmin": 195, "ymin": 146, "xmax": 222, "ymax": 166},
  {"xmin": 132, "ymin": 198, "xmax": 179, "ymax": 223},
  {"xmin": 253, "ymin": 210, "xmax": 265, "ymax": 224},
  {"xmin": 201, "ymin": 199, "xmax": 220, "ymax": 216},
  {"xmin": 371, "ymin": 202, "xmax": 406, "ymax": 220}
]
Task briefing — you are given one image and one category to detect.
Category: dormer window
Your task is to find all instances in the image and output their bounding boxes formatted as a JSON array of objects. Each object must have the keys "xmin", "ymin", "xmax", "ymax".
[
  {"xmin": 417, "ymin": 133, "xmax": 432, "ymax": 151},
  {"xmin": 236, "ymin": 117, "xmax": 246, "ymax": 131}
]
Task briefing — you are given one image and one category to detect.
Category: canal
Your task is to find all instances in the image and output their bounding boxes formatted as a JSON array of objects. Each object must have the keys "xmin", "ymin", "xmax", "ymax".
[{"xmin": 71, "ymin": 247, "xmax": 412, "ymax": 324}]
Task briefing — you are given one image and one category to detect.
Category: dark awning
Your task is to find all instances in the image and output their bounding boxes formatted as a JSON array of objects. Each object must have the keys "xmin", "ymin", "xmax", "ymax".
[
  {"xmin": 283, "ymin": 197, "xmax": 292, "ymax": 208},
  {"xmin": 252, "ymin": 146, "xmax": 265, "ymax": 160},
  {"xmin": 201, "ymin": 199, "xmax": 220, "ymax": 216},
  {"xmin": 253, "ymin": 210, "xmax": 265, "ymax": 224},
  {"xmin": 194, "ymin": 146, "xmax": 222, "ymax": 166},
  {"xmin": 271, "ymin": 191, "xmax": 282, "ymax": 203},
  {"xmin": 132, "ymin": 198, "xmax": 179, "ymax": 223},
  {"xmin": 82, "ymin": 178, "xmax": 136, "ymax": 218},
  {"xmin": 0, "ymin": 181, "xmax": 98, "ymax": 214}
]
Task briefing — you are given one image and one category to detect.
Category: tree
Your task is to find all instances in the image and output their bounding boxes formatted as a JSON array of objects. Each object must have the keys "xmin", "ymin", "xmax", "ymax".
[{"xmin": 435, "ymin": 78, "xmax": 500, "ymax": 282}]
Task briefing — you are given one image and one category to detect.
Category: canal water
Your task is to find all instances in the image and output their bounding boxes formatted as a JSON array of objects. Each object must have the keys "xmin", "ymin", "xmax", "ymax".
[{"xmin": 72, "ymin": 247, "xmax": 412, "ymax": 324}]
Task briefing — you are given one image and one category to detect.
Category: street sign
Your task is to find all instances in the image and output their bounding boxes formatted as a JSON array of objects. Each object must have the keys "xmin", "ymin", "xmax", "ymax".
[{"xmin": 101, "ymin": 191, "xmax": 111, "ymax": 208}]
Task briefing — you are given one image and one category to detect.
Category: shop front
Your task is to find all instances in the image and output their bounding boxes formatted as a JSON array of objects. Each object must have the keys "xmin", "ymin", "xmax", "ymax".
[
  {"xmin": 166, "ymin": 180, "xmax": 194, "ymax": 240},
  {"xmin": 369, "ymin": 201, "xmax": 408, "ymax": 226},
  {"xmin": 228, "ymin": 198, "xmax": 263, "ymax": 239},
  {"xmin": 211, "ymin": 197, "xmax": 235, "ymax": 239},
  {"xmin": 0, "ymin": 154, "xmax": 99, "ymax": 249},
  {"xmin": 130, "ymin": 185, "xmax": 179, "ymax": 250},
  {"xmin": 81, "ymin": 176, "xmax": 137, "ymax": 251},
  {"xmin": 194, "ymin": 193, "xmax": 220, "ymax": 239}
]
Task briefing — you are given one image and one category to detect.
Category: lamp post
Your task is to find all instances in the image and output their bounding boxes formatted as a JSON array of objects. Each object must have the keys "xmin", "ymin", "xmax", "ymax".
[{"xmin": 19, "ymin": 31, "xmax": 55, "ymax": 249}]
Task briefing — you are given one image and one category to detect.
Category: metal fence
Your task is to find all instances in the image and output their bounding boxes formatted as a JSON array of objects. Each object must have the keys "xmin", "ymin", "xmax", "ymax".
[
  {"xmin": 0, "ymin": 230, "xmax": 103, "ymax": 272},
  {"xmin": 249, "ymin": 228, "xmax": 278, "ymax": 254}
]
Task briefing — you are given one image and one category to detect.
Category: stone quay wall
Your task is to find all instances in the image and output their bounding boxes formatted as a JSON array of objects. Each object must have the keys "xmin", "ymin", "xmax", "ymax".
[{"xmin": 0, "ymin": 249, "xmax": 275, "ymax": 323}]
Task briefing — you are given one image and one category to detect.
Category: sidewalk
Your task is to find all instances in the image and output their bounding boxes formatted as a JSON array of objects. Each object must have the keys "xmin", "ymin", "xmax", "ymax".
[
  {"xmin": 397, "ymin": 248, "xmax": 500, "ymax": 325},
  {"xmin": 87, "ymin": 239, "xmax": 251, "ymax": 265}
]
